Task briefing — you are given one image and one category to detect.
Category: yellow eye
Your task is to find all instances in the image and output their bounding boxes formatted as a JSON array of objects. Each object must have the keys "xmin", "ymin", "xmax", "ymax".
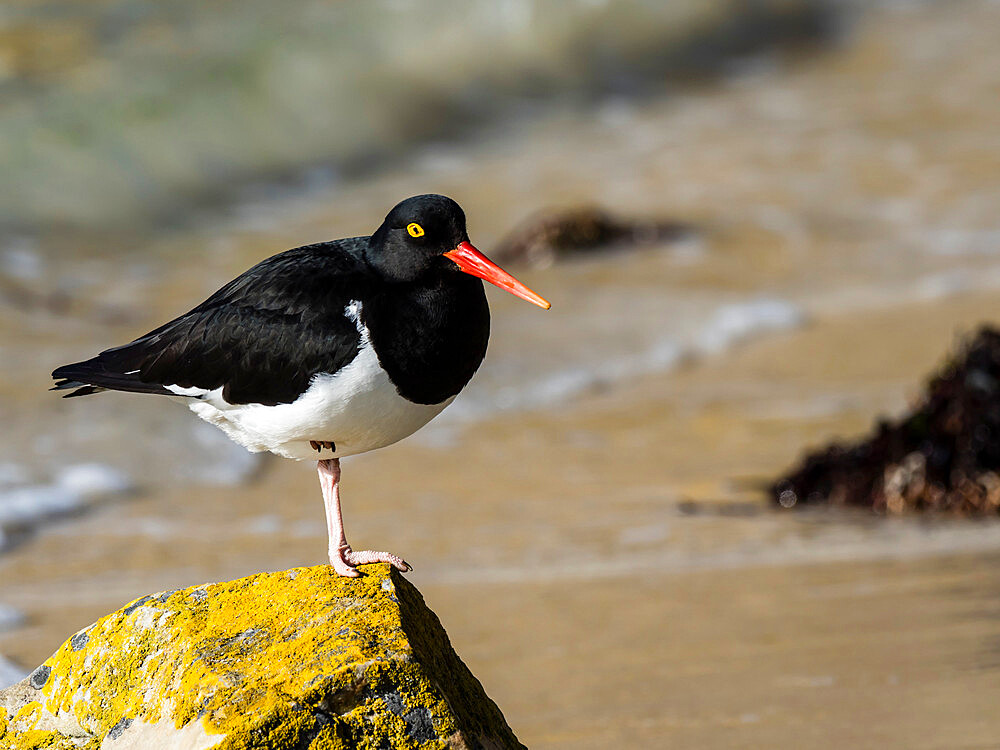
[{"xmin": 406, "ymin": 222, "xmax": 425, "ymax": 238}]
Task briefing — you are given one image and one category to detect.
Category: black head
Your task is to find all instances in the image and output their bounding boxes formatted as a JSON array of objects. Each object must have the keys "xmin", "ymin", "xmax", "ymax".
[
  {"xmin": 367, "ymin": 194, "xmax": 469, "ymax": 282},
  {"xmin": 367, "ymin": 194, "xmax": 551, "ymax": 308}
]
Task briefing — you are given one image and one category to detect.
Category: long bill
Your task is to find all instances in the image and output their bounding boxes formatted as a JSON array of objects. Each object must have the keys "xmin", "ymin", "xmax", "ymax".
[{"xmin": 444, "ymin": 241, "xmax": 551, "ymax": 310}]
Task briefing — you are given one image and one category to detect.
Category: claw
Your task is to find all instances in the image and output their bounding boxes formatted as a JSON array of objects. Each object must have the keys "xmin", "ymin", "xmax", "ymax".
[{"xmin": 329, "ymin": 544, "xmax": 411, "ymax": 577}]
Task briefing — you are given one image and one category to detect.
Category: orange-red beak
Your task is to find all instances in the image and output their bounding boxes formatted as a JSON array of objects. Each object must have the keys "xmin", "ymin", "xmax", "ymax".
[{"xmin": 444, "ymin": 241, "xmax": 551, "ymax": 310}]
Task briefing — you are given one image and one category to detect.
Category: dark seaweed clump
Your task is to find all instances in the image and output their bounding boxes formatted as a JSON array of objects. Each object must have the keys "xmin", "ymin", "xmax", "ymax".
[
  {"xmin": 771, "ymin": 326, "xmax": 1000, "ymax": 515},
  {"xmin": 492, "ymin": 206, "xmax": 692, "ymax": 267}
]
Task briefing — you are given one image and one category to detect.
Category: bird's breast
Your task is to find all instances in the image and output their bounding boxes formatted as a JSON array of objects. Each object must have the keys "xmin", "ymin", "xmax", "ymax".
[{"xmin": 363, "ymin": 278, "xmax": 490, "ymax": 405}]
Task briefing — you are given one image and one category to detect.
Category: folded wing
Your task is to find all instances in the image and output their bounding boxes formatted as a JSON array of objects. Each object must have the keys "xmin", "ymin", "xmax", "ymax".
[{"xmin": 52, "ymin": 241, "xmax": 371, "ymax": 406}]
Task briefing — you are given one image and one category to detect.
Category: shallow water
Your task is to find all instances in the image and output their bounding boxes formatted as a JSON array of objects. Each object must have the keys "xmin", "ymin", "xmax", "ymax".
[{"xmin": 0, "ymin": 0, "xmax": 834, "ymax": 232}]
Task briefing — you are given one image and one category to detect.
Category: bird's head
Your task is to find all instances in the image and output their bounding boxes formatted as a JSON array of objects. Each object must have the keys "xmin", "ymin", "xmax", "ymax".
[{"xmin": 368, "ymin": 194, "xmax": 550, "ymax": 309}]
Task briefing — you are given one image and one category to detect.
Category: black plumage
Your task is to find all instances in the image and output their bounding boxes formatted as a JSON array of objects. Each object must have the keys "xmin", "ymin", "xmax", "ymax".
[
  {"xmin": 52, "ymin": 195, "xmax": 492, "ymax": 408},
  {"xmin": 54, "ymin": 241, "xmax": 369, "ymax": 405}
]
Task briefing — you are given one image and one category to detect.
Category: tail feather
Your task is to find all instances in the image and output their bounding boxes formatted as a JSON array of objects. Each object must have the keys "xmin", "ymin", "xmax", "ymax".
[
  {"xmin": 51, "ymin": 354, "xmax": 173, "ymax": 398},
  {"xmin": 51, "ymin": 378, "xmax": 106, "ymax": 398}
]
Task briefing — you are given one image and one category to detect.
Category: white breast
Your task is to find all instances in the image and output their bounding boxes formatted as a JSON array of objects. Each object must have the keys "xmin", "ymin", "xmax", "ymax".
[{"xmin": 167, "ymin": 301, "xmax": 453, "ymax": 461}]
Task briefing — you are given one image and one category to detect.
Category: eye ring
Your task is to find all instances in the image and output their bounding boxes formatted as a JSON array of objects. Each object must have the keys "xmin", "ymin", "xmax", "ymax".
[{"xmin": 406, "ymin": 222, "xmax": 425, "ymax": 238}]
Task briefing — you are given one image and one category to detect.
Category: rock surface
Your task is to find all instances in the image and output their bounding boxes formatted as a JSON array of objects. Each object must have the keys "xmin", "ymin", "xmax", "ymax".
[{"xmin": 0, "ymin": 565, "xmax": 525, "ymax": 749}]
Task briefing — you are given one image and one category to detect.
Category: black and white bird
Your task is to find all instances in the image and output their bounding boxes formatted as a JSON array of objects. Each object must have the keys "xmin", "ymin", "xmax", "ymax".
[{"xmin": 52, "ymin": 195, "xmax": 549, "ymax": 577}]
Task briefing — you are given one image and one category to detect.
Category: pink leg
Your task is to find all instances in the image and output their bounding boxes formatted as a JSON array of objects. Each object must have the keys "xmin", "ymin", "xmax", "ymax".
[{"xmin": 317, "ymin": 458, "xmax": 411, "ymax": 578}]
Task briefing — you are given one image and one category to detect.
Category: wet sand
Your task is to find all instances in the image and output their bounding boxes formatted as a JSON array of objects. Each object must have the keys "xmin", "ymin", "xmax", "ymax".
[{"xmin": 4, "ymin": 292, "xmax": 1000, "ymax": 748}]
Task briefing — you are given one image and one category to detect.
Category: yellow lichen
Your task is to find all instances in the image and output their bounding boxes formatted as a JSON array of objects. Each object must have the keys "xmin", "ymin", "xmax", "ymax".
[
  {"xmin": 12, "ymin": 702, "xmax": 43, "ymax": 731},
  {"xmin": 0, "ymin": 702, "xmax": 100, "ymax": 750},
  {"xmin": 1, "ymin": 564, "xmax": 523, "ymax": 749}
]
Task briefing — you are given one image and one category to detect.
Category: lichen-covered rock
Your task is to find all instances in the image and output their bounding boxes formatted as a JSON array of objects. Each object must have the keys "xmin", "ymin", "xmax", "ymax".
[{"xmin": 0, "ymin": 565, "xmax": 525, "ymax": 750}]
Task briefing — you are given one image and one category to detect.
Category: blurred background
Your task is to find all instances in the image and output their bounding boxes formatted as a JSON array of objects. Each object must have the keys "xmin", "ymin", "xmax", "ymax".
[{"xmin": 2, "ymin": 0, "xmax": 1000, "ymax": 746}]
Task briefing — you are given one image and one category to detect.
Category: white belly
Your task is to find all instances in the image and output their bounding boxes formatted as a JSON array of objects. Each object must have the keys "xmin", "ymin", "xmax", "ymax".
[{"xmin": 167, "ymin": 301, "xmax": 453, "ymax": 460}]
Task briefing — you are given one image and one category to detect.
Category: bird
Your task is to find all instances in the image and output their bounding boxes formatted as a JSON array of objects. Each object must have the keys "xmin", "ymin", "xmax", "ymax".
[{"xmin": 51, "ymin": 194, "xmax": 550, "ymax": 577}]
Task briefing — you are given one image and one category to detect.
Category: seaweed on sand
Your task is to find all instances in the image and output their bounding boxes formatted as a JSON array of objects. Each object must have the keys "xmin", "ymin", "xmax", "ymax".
[
  {"xmin": 492, "ymin": 206, "xmax": 693, "ymax": 267},
  {"xmin": 772, "ymin": 326, "xmax": 1000, "ymax": 515}
]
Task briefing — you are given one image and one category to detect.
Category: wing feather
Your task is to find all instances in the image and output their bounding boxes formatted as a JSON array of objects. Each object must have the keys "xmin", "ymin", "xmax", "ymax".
[{"xmin": 51, "ymin": 240, "xmax": 372, "ymax": 405}]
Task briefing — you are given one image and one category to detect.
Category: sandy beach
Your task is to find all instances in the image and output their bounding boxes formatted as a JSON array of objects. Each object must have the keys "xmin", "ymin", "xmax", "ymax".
[{"xmin": 5, "ymin": 290, "xmax": 1000, "ymax": 748}]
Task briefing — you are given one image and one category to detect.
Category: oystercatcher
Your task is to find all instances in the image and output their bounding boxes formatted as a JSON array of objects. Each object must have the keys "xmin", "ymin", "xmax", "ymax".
[{"xmin": 52, "ymin": 194, "xmax": 549, "ymax": 577}]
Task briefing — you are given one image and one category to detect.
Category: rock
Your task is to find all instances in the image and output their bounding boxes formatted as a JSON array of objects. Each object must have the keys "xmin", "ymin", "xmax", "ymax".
[
  {"xmin": 772, "ymin": 326, "xmax": 1000, "ymax": 515},
  {"xmin": 0, "ymin": 565, "xmax": 525, "ymax": 750}
]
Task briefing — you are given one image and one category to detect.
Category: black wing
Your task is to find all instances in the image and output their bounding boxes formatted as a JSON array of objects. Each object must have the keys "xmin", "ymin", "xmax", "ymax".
[{"xmin": 52, "ymin": 240, "xmax": 373, "ymax": 406}]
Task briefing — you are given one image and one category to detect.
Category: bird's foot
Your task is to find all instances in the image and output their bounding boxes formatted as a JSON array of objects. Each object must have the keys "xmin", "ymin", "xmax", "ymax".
[
  {"xmin": 329, "ymin": 544, "xmax": 411, "ymax": 578},
  {"xmin": 310, "ymin": 440, "xmax": 336, "ymax": 453}
]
